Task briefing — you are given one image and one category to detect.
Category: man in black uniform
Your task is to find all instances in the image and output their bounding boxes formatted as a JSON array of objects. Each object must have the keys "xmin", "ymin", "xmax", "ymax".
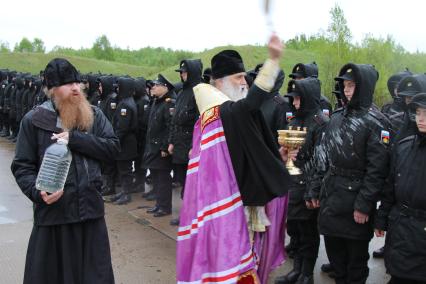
[
  {"xmin": 2, "ymin": 71, "xmax": 17, "ymax": 138},
  {"xmin": 372, "ymin": 69, "xmax": 414, "ymax": 259},
  {"xmin": 133, "ymin": 77, "xmax": 150, "ymax": 193},
  {"xmin": 275, "ymin": 77, "xmax": 329, "ymax": 284},
  {"xmin": 98, "ymin": 76, "xmax": 119, "ymax": 196},
  {"xmin": 310, "ymin": 64, "xmax": 391, "ymax": 284},
  {"xmin": 144, "ymin": 74, "xmax": 175, "ymax": 217},
  {"xmin": 168, "ymin": 59, "xmax": 202, "ymax": 225},
  {"xmin": 111, "ymin": 77, "xmax": 138, "ymax": 205},
  {"xmin": 11, "ymin": 58, "xmax": 118, "ymax": 284},
  {"xmin": 392, "ymin": 74, "xmax": 426, "ymax": 142},
  {"xmin": 289, "ymin": 62, "xmax": 333, "ymax": 116},
  {"xmin": 0, "ymin": 70, "xmax": 8, "ymax": 135},
  {"xmin": 375, "ymin": 93, "xmax": 426, "ymax": 284},
  {"xmin": 87, "ymin": 73, "xmax": 101, "ymax": 106},
  {"xmin": 381, "ymin": 70, "xmax": 412, "ymax": 132}
]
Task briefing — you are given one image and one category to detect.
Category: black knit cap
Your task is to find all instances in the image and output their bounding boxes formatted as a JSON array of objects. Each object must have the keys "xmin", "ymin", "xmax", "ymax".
[
  {"xmin": 211, "ymin": 50, "xmax": 245, "ymax": 79},
  {"xmin": 44, "ymin": 58, "xmax": 80, "ymax": 89}
]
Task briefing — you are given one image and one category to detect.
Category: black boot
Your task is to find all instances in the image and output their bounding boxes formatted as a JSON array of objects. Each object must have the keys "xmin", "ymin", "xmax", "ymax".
[
  {"xmin": 103, "ymin": 192, "xmax": 123, "ymax": 203},
  {"xmin": 275, "ymin": 256, "xmax": 302, "ymax": 284},
  {"xmin": 373, "ymin": 246, "xmax": 385, "ymax": 258},
  {"xmin": 114, "ymin": 194, "xmax": 131, "ymax": 205},
  {"xmin": 295, "ymin": 275, "xmax": 313, "ymax": 284}
]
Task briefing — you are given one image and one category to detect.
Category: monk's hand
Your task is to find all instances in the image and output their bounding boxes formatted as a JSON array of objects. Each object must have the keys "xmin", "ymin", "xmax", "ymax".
[
  {"xmin": 51, "ymin": 132, "xmax": 69, "ymax": 142},
  {"xmin": 161, "ymin": 151, "xmax": 169, "ymax": 157},
  {"xmin": 375, "ymin": 229, "xmax": 385, "ymax": 237},
  {"xmin": 40, "ymin": 190, "xmax": 64, "ymax": 205},
  {"xmin": 354, "ymin": 210, "xmax": 369, "ymax": 224},
  {"xmin": 279, "ymin": 146, "xmax": 288, "ymax": 162},
  {"xmin": 268, "ymin": 33, "xmax": 283, "ymax": 61}
]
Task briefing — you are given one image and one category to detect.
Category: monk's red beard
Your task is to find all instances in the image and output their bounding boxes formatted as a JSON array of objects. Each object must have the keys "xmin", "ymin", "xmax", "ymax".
[{"xmin": 54, "ymin": 93, "xmax": 94, "ymax": 131}]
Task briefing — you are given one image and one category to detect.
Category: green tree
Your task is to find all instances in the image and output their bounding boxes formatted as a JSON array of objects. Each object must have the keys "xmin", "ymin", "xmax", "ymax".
[
  {"xmin": 327, "ymin": 4, "xmax": 352, "ymax": 59},
  {"xmin": 92, "ymin": 35, "xmax": 115, "ymax": 61},
  {"xmin": 0, "ymin": 41, "xmax": 10, "ymax": 53},
  {"xmin": 14, "ymin": 37, "xmax": 33, "ymax": 52},
  {"xmin": 32, "ymin": 38, "xmax": 45, "ymax": 53}
]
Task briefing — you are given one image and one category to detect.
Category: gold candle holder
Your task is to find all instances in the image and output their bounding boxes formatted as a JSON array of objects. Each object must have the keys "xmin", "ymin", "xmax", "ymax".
[{"xmin": 277, "ymin": 126, "xmax": 307, "ymax": 175}]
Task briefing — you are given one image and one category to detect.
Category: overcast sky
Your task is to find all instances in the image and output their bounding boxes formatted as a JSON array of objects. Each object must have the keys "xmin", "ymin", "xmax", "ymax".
[{"xmin": 1, "ymin": 0, "xmax": 424, "ymax": 53}]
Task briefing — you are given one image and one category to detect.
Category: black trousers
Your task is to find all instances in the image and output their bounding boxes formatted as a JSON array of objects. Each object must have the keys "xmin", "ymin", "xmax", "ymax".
[
  {"xmin": 173, "ymin": 163, "xmax": 188, "ymax": 197},
  {"xmin": 324, "ymin": 235, "xmax": 370, "ymax": 284},
  {"xmin": 295, "ymin": 216, "xmax": 320, "ymax": 275},
  {"xmin": 2, "ymin": 112, "xmax": 9, "ymax": 132},
  {"xmin": 151, "ymin": 169, "xmax": 172, "ymax": 212},
  {"xmin": 287, "ymin": 219, "xmax": 300, "ymax": 250},
  {"xmin": 134, "ymin": 156, "xmax": 147, "ymax": 187},
  {"xmin": 389, "ymin": 276, "xmax": 426, "ymax": 284},
  {"xmin": 116, "ymin": 160, "xmax": 133, "ymax": 195}
]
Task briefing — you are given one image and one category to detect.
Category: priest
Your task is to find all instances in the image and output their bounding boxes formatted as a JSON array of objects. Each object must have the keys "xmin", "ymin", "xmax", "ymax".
[{"xmin": 176, "ymin": 34, "xmax": 290, "ymax": 284}]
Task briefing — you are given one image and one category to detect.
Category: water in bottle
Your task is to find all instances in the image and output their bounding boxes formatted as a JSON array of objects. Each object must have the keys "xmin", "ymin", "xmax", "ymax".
[{"xmin": 36, "ymin": 138, "xmax": 72, "ymax": 193}]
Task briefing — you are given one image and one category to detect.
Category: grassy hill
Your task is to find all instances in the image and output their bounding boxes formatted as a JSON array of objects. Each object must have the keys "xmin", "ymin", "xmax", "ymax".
[
  {"xmin": 2, "ymin": 46, "xmax": 425, "ymax": 107},
  {"xmin": 0, "ymin": 46, "xmax": 315, "ymax": 82},
  {"xmin": 0, "ymin": 53, "xmax": 162, "ymax": 78}
]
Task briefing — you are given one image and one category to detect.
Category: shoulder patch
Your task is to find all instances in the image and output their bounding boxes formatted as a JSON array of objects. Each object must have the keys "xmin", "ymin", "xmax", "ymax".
[
  {"xmin": 380, "ymin": 130, "xmax": 390, "ymax": 145},
  {"xmin": 322, "ymin": 109, "xmax": 330, "ymax": 117},
  {"xmin": 169, "ymin": 107, "xmax": 175, "ymax": 115},
  {"xmin": 286, "ymin": 112, "xmax": 294, "ymax": 121},
  {"xmin": 120, "ymin": 108, "xmax": 127, "ymax": 116},
  {"xmin": 110, "ymin": 102, "xmax": 116, "ymax": 110}
]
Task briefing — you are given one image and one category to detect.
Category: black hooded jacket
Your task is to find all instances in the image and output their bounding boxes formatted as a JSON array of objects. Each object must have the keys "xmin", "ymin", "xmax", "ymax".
[
  {"xmin": 14, "ymin": 76, "xmax": 25, "ymax": 121},
  {"xmin": 375, "ymin": 94, "xmax": 426, "ymax": 281},
  {"xmin": 11, "ymin": 100, "xmax": 120, "ymax": 226},
  {"xmin": 393, "ymin": 74, "xmax": 426, "ymax": 142},
  {"xmin": 87, "ymin": 74, "xmax": 101, "ymax": 106},
  {"xmin": 285, "ymin": 78, "xmax": 329, "ymax": 219},
  {"xmin": 98, "ymin": 76, "xmax": 118, "ymax": 122},
  {"xmin": 112, "ymin": 78, "xmax": 138, "ymax": 160},
  {"xmin": 134, "ymin": 78, "xmax": 150, "ymax": 153},
  {"xmin": 381, "ymin": 70, "xmax": 413, "ymax": 133},
  {"xmin": 260, "ymin": 69, "xmax": 292, "ymax": 143},
  {"xmin": 21, "ymin": 76, "xmax": 32, "ymax": 117},
  {"xmin": 169, "ymin": 59, "xmax": 202, "ymax": 164},
  {"xmin": 314, "ymin": 63, "xmax": 391, "ymax": 240},
  {"xmin": 33, "ymin": 80, "xmax": 46, "ymax": 107},
  {"xmin": 0, "ymin": 73, "xmax": 7, "ymax": 111}
]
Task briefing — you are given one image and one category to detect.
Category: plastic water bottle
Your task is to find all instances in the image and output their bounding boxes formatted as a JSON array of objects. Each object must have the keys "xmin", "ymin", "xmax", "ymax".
[{"xmin": 36, "ymin": 138, "xmax": 72, "ymax": 193}]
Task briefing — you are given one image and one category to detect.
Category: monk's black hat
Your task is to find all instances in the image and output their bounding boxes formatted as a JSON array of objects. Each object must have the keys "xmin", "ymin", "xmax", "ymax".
[
  {"xmin": 211, "ymin": 50, "xmax": 245, "ymax": 79},
  {"xmin": 44, "ymin": 58, "xmax": 80, "ymax": 89}
]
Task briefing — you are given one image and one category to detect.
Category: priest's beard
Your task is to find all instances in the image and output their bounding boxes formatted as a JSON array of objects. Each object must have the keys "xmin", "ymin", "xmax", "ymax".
[
  {"xmin": 221, "ymin": 77, "xmax": 248, "ymax": 102},
  {"xmin": 53, "ymin": 91, "xmax": 94, "ymax": 131}
]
